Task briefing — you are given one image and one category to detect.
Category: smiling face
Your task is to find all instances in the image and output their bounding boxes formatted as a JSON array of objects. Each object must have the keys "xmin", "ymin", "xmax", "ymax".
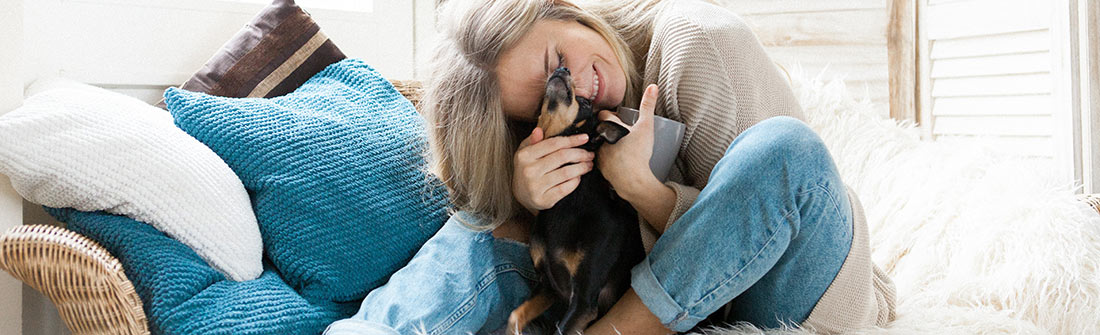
[{"xmin": 497, "ymin": 19, "xmax": 627, "ymax": 123}]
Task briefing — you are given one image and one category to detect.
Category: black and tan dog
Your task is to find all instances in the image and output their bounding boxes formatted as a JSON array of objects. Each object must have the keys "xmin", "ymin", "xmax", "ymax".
[{"xmin": 507, "ymin": 67, "xmax": 645, "ymax": 335}]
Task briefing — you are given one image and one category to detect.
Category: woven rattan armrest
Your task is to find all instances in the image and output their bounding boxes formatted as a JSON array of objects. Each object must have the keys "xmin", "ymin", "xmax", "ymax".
[{"xmin": 0, "ymin": 224, "xmax": 149, "ymax": 335}]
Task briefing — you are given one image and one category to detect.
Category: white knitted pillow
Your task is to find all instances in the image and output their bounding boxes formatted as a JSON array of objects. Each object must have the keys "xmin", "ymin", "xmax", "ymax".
[{"xmin": 0, "ymin": 79, "xmax": 262, "ymax": 281}]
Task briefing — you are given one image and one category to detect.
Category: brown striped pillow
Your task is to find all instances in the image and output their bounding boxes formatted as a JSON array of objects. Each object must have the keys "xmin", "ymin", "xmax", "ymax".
[{"xmin": 158, "ymin": 0, "xmax": 345, "ymax": 108}]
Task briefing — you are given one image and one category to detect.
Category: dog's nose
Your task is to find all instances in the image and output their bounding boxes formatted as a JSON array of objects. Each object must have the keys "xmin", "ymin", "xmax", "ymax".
[{"xmin": 554, "ymin": 67, "xmax": 570, "ymax": 76}]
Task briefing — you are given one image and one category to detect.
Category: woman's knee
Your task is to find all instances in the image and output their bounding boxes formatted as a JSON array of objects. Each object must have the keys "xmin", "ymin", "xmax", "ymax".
[{"xmin": 723, "ymin": 116, "xmax": 831, "ymax": 170}]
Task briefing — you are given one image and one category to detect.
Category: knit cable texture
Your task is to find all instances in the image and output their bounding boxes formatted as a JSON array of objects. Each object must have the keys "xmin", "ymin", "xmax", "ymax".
[
  {"xmin": 165, "ymin": 58, "xmax": 451, "ymax": 303},
  {"xmin": 47, "ymin": 208, "xmax": 348, "ymax": 335}
]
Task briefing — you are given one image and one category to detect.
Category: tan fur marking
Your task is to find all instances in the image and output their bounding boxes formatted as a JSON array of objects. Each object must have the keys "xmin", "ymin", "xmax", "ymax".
[
  {"xmin": 556, "ymin": 249, "xmax": 585, "ymax": 276},
  {"xmin": 507, "ymin": 292, "xmax": 553, "ymax": 335},
  {"xmin": 530, "ymin": 240, "xmax": 545, "ymax": 268},
  {"xmin": 537, "ymin": 99, "xmax": 580, "ymax": 137}
]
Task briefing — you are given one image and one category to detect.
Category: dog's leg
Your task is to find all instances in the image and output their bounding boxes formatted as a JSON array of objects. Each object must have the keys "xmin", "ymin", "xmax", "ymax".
[
  {"xmin": 509, "ymin": 290, "xmax": 554, "ymax": 335},
  {"xmin": 557, "ymin": 293, "xmax": 598, "ymax": 335},
  {"xmin": 557, "ymin": 275, "xmax": 603, "ymax": 335}
]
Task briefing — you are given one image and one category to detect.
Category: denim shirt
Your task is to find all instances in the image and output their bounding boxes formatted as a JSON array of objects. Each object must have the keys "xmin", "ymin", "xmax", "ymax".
[{"xmin": 325, "ymin": 212, "xmax": 538, "ymax": 335}]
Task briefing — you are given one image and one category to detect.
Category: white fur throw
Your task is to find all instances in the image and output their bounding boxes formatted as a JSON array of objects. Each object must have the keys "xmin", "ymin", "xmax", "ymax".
[
  {"xmin": 0, "ymin": 79, "xmax": 263, "ymax": 281},
  {"xmin": 693, "ymin": 71, "xmax": 1100, "ymax": 335}
]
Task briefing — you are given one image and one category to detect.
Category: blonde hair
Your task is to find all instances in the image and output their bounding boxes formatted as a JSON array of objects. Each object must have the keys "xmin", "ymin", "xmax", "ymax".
[{"xmin": 423, "ymin": 0, "xmax": 669, "ymax": 230}]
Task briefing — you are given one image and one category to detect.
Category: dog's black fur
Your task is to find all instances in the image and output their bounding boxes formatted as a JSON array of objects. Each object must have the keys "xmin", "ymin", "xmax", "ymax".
[{"xmin": 507, "ymin": 67, "xmax": 645, "ymax": 335}]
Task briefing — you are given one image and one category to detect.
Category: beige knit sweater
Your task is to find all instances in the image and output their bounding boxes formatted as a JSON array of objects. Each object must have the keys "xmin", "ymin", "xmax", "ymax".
[{"xmin": 635, "ymin": 1, "xmax": 897, "ymax": 332}]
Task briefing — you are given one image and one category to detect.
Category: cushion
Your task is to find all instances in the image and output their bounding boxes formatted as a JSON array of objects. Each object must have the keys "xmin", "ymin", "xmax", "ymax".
[
  {"xmin": 164, "ymin": 58, "xmax": 451, "ymax": 302},
  {"xmin": 46, "ymin": 208, "xmax": 350, "ymax": 334},
  {"xmin": 0, "ymin": 80, "xmax": 263, "ymax": 281},
  {"xmin": 155, "ymin": 0, "xmax": 345, "ymax": 108}
]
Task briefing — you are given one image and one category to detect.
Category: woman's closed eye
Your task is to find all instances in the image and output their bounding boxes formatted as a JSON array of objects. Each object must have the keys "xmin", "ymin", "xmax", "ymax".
[{"xmin": 546, "ymin": 48, "xmax": 565, "ymax": 76}]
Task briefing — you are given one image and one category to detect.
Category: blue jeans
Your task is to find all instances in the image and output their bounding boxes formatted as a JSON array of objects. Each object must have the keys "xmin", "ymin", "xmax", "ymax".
[{"xmin": 324, "ymin": 116, "xmax": 852, "ymax": 334}]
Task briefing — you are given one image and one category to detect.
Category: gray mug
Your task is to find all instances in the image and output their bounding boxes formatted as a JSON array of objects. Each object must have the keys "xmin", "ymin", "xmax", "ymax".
[{"xmin": 615, "ymin": 107, "xmax": 685, "ymax": 182}]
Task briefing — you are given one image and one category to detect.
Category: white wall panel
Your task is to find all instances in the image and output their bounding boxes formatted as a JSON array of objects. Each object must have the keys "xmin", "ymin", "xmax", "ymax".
[
  {"xmin": 726, "ymin": 1, "xmax": 891, "ymax": 115},
  {"xmin": 1, "ymin": 1, "xmax": 26, "ymax": 334},
  {"xmin": 23, "ymin": 0, "xmax": 417, "ymax": 104}
]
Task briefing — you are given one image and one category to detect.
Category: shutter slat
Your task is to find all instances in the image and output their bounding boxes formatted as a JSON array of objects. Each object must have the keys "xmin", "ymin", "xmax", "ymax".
[
  {"xmin": 931, "ymin": 52, "xmax": 1051, "ymax": 78},
  {"xmin": 925, "ymin": 0, "xmax": 1051, "ymax": 40},
  {"xmin": 930, "ymin": 30, "xmax": 1050, "ymax": 59},
  {"xmin": 932, "ymin": 115, "xmax": 1052, "ymax": 137},
  {"xmin": 932, "ymin": 73, "xmax": 1052, "ymax": 97},
  {"xmin": 934, "ymin": 95, "xmax": 1053, "ymax": 116},
  {"xmin": 936, "ymin": 135, "xmax": 1055, "ymax": 158}
]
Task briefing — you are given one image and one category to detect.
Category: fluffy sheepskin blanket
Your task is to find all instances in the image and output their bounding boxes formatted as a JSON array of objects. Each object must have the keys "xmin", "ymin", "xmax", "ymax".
[{"xmin": 691, "ymin": 70, "xmax": 1100, "ymax": 335}]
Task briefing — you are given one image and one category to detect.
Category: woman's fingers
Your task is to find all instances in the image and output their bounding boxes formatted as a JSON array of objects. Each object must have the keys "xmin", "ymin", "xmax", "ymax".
[
  {"xmin": 538, "ymin": 148, "xmax": 594, "ymax": 174},
  {"xmin": 516, "ymin": 133, "xmax": 588, "ymax": 164},
  {"xmin": 638, "ymin": 84, "xmax": 658, "ymax": 122},
  {"xmin": 518, "ymin": 127, "xmax": 544, "ymax": 149},
  {"xmin": 519, "ymin": 147, "xmax": 591, "ymax": 180},
  {"xmin": 513, "ymin": 127, "xmax": 598, "ymax": 210},
  {"xmin": 544, "ymin": 162, "xmax": 593, "ymax": 188},
  {"xmin": 545, "ymin": 177, "xmax": 582, "ymax": 205},
  {"xmin": 632, "ymin": 84, "xmax": 658, "ymax": 132}
]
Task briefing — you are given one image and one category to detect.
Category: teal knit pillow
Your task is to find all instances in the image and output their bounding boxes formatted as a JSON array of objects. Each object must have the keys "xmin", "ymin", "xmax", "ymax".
[
  {"xmin": 164, "ymin": 59, "xmax": 450, "ymax": 302},
  {"xmin": 47, "ymin": 208, "xmax": 349, "ymax": 334}
]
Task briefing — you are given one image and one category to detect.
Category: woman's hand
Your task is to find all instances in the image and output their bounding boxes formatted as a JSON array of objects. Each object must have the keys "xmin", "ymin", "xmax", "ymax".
[
  {"xmin": 598, "ymin": 84, "xmax": 678, "ymax": 231},
  {"xmin": 597, "ymin": 84, "xmax": 662, "ymax": 199},
  {"xmin": 513, "ymin": 128, "xmax": 595, "ymax": 214}
]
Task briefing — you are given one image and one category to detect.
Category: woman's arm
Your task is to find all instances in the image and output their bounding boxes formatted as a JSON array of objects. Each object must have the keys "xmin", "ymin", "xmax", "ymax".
[
  {"xmin": 585, "ymin": 289, "xmax": 674, "ymax": 335},
  {"xmin": 620, "ymin": 178, "xmax": 677, "ymax": 234}
]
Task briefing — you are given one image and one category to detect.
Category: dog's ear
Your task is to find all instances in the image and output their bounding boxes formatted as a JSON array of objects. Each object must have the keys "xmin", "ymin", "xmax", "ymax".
[{"xmin": 596, "ymin": 121, "xmax": 630, "ymax": 144}]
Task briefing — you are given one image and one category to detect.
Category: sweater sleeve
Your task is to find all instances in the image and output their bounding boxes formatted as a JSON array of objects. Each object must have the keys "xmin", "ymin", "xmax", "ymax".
[
  {"xmin": 643, "ymin": 0, "xmax": 804, "ymax": 189},
  {"xmin": 662, "ymin": 181, "xmax": 701, "ymax": 228}
]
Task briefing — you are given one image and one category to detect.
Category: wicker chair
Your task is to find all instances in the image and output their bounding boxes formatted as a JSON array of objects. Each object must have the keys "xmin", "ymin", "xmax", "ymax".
[{"xmin": 1, "ymin": 80, "xmax": 1099, "ymax": 334}]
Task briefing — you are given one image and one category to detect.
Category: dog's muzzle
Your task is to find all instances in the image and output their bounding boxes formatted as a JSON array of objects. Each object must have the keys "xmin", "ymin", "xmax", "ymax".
[{"xmin": 544, "ymin": 67, "xmax": 574, "ymax": 111}]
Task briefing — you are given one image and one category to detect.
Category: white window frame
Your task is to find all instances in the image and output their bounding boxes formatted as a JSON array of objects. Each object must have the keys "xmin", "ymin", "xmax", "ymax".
[
  {"xmin": 1052, "ymin": 0, "xmax": 1099, "ymax": 194},
  {"xmin": 1079, "ymin": 0, "xmax": 1099, "ymax": 194}
]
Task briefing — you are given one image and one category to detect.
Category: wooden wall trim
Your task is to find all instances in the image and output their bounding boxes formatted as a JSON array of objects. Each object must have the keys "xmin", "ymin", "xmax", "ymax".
[{"xmin": 888, "ymin": 0, "xmax": 918, "ymax": 123}]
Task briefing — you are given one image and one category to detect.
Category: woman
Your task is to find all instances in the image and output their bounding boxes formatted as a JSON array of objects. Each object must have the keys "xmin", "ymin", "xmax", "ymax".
[{"xmin": 326, "ymin": 0, "xmax": 895, "ymax": 334}]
